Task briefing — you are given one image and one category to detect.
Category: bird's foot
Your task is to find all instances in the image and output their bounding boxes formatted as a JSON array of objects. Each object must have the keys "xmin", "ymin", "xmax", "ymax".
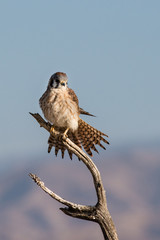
[
  {"xmin": 50, "ymin": 126, "xmax": 59, "ymax": 139},
  {"xmin": 50, "ymin": 125, "xmax": 55, "ymax": 134}
]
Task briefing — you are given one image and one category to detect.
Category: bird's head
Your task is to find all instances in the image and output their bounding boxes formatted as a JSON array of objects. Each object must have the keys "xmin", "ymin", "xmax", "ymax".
[{"xmin": 48, "ymin": 72, "xmax": 68, "ymax": 90}]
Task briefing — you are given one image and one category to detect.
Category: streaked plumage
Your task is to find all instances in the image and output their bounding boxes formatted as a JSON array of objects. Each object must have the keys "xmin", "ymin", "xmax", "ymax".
[{"xmin": 39, "ymin": 72, "xmax": 109, "ymax": 159}]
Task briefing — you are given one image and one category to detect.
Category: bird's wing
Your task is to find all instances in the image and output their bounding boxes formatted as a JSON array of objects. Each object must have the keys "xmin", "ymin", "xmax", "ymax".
[
  {"xmin": 79, "ymin": 107, "xmax": 95, "ymax": 117},
  {"xmin": 67, "ymin": 88, "xmax": 79, "ymax": 106},
  {"xmin": 68, "ymin": 88, "xmax": 95, "ymax": 117}
]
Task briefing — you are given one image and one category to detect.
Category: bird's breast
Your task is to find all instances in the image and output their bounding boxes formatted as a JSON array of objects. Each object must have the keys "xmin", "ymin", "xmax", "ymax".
[{"xmin": 39, "ymin": 89, "xmax": 79, "ymax": 132}]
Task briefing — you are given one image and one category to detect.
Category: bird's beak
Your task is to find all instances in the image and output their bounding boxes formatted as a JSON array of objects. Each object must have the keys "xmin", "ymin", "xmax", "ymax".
[{"xmin": 61, "ymin": 81, "xmax": 66, "ymax": 86}]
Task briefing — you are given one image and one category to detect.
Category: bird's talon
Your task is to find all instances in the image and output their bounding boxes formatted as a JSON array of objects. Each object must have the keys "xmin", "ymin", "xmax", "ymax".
[{"xmin": 50, "ymin": 126, "xmax": 55, "ymax": 134}]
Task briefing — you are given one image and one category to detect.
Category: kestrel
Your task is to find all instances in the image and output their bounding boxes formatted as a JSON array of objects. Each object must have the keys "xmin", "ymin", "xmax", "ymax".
[{"xmin": 39, "ymin": 72, "xmax": 109, "ymax": 159}]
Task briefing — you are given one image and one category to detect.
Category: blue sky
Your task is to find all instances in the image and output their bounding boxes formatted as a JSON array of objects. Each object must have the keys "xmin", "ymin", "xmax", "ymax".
[{"xmin": 0, "ymin": 0, "xmax": 160, "ymax": 163}]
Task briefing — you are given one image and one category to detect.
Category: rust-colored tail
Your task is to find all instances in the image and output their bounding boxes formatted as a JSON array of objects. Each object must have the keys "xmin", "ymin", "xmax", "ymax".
[{"xmin": 48, "ymin": 118, "xmax": 109, "ymax": 159}]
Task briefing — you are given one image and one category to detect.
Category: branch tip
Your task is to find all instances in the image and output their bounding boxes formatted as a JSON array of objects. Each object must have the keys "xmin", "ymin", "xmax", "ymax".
[{"xmin": 29, "ymin": 173, "xmax": 43, "ymax": 186}]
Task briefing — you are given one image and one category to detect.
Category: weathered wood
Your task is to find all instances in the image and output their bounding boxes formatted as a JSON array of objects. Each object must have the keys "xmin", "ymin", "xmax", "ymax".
[{"xmin": 29, "ymin": 112, "xmax": 118, "ymax": 240}]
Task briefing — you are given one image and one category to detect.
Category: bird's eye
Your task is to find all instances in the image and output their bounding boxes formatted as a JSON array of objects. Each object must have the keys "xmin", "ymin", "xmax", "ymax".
[{"xmin": 55, "ymin": 79, "xmax": 59, "ymax": 83}]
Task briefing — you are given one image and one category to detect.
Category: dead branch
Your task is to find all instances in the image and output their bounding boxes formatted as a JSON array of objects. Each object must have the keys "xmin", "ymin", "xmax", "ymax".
[{"xmin": 29, "ymin": 112, "xmax": 118, "ymax": 240}]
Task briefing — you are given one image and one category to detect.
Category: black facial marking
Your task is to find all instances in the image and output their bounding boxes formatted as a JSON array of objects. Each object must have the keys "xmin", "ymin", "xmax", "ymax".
[
  {"xmin": 55, "ymin": 78, "xmax": 60, "ymax": 84},
  {"xmin": 50, "ymin": 78, "xmax": 54, "ymax": 87},
  {"xmin": 54, "ymin": 77, "xmax": 60, "ymax": 88},
  {"xmin": 49, "ymin": 75, "xmax": 59, "ymax": 88}
]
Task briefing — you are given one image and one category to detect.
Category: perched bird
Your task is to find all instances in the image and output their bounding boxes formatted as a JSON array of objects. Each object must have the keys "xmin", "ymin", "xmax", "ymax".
[{"xmin": 39, "ymin": 72, "xmax": 109, "ymax": 159}]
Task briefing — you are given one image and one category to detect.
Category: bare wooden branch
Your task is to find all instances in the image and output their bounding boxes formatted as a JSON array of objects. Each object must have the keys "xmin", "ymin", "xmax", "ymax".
[{"xmin": 29, "ymin": 112, "xmax": 118, "ymax": 240}]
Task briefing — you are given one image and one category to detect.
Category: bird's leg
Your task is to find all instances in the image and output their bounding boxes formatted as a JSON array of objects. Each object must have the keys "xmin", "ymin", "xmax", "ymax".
[{"xmin": 63, "ymin": 128, "xmax": 69, "ymax": 138}]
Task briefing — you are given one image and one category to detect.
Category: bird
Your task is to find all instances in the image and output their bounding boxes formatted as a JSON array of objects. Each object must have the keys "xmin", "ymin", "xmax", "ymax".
[{"xmin": 39, "ymin": 72, "xmax": 109, "ymax": 159}]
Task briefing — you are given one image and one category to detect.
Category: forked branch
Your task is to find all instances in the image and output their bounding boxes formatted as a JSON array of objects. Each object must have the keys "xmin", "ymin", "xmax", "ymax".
[{"xmin": 29, "ymin": 113, "xmax": 118, "ymax": 240}]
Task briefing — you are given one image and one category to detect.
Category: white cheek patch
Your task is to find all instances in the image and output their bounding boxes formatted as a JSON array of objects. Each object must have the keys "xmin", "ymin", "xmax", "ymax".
[{"xmin": 52, "ymin": 81, "xmax": 59, "ymax": 88}]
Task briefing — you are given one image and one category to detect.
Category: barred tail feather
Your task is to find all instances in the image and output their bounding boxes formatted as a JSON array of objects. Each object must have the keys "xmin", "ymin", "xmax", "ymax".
[
  {"xmin": 78, "ymin": 118, "xmax": 109, "ymax": 156},
  {"xmin": 47, "ymin": 119, "xmax": 109, "ymax": 159},
  {"xmin": 47, "ymin": 130, "xmax": 81, "ymax": 160}
]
